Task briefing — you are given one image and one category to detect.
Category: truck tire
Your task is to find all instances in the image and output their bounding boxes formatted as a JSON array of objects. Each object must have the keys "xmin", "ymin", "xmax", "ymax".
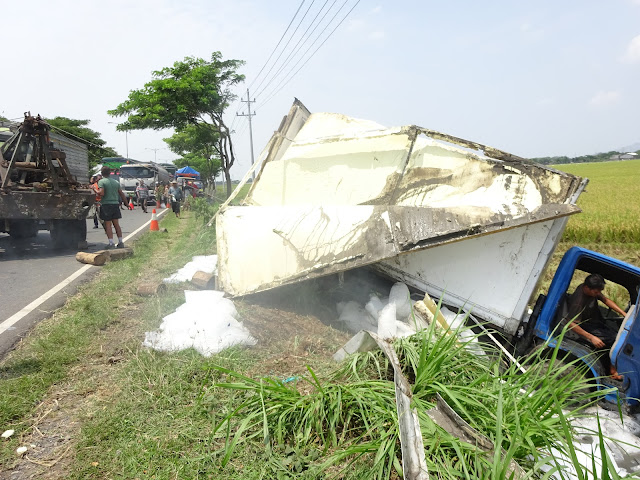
[
  {"xmin": 50, "ymin": 219, "xmax": 87, "ymax": 249},
  {"xmin": 8, "ymin": 220, "xmax": 39, "ymax": 239}
]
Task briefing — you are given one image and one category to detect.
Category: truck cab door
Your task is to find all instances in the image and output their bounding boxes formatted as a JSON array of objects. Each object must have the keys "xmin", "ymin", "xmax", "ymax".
[{"xmin": 611, "ymin": 293, "xmax": 640, "ymax": 402}]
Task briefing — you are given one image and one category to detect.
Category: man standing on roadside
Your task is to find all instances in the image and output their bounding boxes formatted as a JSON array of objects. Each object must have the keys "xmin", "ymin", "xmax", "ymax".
[
  {"xmin": 98, "ymin": 166, "xmax": 128, "ymax": 249},
  {"xmin": 136, "ymin": 179, "xmax": 149, "ymax": 213},
  {"xmin": 168, "ymin": 180, "xmax": 183, "ymax": 218}
]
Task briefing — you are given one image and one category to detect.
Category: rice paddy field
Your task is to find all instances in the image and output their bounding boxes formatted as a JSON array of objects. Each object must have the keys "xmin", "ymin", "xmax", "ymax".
[
  {"xmin": 558, "ymin": 159, "xmax": 640, "ymax": 246},
  {"xmin": 537, "ymin": 159, "xmax": 640, "ymax": 302}
]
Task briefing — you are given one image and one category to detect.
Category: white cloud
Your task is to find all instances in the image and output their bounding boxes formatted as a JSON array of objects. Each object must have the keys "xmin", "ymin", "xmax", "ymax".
[
  {"xmin": 371, "ymin": 5, "xmax": 382, "ymax": 14},
  {"xmin": 622, "ymin": 34, "xmax": 640, "ymax": 63},
  {"xmin": 589, "ymin": 90, "xmax": 621, "ymax": 107},
  {"xmin": 368, "ymin": 31, "xmax": 385, "ymax": 40}
]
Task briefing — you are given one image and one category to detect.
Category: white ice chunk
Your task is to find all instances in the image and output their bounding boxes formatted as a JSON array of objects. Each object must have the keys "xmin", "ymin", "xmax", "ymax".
[
  {"xmin": 338, "ymin": 300, "xmax": 377, "ymax": 333},
  {"xmin": 389, "ymin": 282, "xmax": 412, "ymax": 320},
  {"xmin": 365, "ymin": 294, "xmax": 386, "ymax": 320},
  {"xmin": 164, "ymin": 255, "xmax": 218, "ymax": 284},
  {"xmin": 378, "ymin": 303, "xmax": 397, "ymax": 339}
]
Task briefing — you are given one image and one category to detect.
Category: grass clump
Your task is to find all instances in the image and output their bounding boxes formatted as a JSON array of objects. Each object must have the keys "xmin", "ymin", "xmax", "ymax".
[{"xmin": 206, "ymin": 320, "xmax": 609, "ymax": 479}]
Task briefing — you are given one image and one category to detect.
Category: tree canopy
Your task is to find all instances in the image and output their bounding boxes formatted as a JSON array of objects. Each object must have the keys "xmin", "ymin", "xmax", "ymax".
[
  {"xmin": 164, "ymin": 124, "xmax": 221, "ymax": 185},
  {"xmin": 45, "ymin": 117, "xmax": 118, "ymax": 168},
  {"xmin": 108, "ymin": 52, "xmax": 244, "ymax": 197}
]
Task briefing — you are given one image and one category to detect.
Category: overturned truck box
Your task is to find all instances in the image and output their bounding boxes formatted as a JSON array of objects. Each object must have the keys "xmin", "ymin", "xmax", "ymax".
[{"xmin": 216, "ymin": 100, "xmax": 586, "ymax": 337}]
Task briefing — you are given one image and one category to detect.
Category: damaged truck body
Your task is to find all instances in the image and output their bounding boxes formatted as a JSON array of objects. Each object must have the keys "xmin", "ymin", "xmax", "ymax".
[
  {"xmin": 217, "ymin": 100, "xmax": 640, "ymax": 407},
  {"xmin": 0, "ymin": 114, "xmax": 93, "ymax": 248}
]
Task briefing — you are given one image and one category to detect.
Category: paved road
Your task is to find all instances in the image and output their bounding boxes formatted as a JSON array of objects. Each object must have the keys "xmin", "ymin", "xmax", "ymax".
[{"xmin": 0, "ymin": 205, "xmax": 168, "ymax": 357}]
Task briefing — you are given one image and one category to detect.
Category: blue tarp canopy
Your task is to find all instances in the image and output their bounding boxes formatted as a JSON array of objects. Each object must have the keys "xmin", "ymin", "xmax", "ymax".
[{"xmin": 176, "ymin": 166, "xmax": 200, "ymax": 178}]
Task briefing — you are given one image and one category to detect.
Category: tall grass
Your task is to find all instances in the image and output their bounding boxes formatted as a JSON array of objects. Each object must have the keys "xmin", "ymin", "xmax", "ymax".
[{"xmin": 206, "ymin": 320, "xmax": 610, "ymax": 479}]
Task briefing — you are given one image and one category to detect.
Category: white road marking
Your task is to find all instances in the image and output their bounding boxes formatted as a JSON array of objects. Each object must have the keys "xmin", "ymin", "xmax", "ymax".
[{"xmin": 0, "ymin": 209, "xmax": 168, "ymax": 336}]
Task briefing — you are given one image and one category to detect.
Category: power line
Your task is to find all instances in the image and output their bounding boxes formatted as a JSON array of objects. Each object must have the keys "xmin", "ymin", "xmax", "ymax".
[
  {"xmin": 246, "ymin": 0, "xmax": 307, "ymax": 94},
  {"xmin": 250, "ymin": 0, "xmax": 317, "ymax": 99},
  {"xmin": 258, "ymin": 0, "xmax": 353, "ymax": 104},
  {"xmin": 260, "ymin": 0, "xmax": 361, "ymax": 108},
  {"xmin": 253, "ymin": 0, "xmax": 332, "ymax": 99},
  {"xmin": 227, "ymin": 0, "xmax": 308, "ymax": 130}
]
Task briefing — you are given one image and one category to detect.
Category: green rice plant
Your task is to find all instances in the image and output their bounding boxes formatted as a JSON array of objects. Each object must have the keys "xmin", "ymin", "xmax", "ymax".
[{"xmin": 555, "ymin": 160, "xmax": 640, "ymax": 245}]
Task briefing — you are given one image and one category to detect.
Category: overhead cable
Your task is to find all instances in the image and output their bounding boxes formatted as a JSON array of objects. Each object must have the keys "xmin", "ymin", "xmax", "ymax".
[
  {"xmin": 250, "ymin": 0, "xmax": 317, "ymax": 99},
  {"xmin": 260, "ymin": 0, "xmax": 361, "ymax": 108},
  {"xmin": 253, "ymin": 0, "xmax": 332, "ymax": 99}
]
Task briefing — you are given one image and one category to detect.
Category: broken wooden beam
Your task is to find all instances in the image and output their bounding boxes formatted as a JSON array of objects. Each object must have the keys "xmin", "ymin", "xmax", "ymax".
[
  {"xmin": 75, "ymin": 251, "xmax": 107, "ymax": 266},
  {"xmin": 191, "ymin": 271, "xmax": 216, "ymax": 289},
  {"xmin": 136, "ymin": 282, "xmax": 167, "ymax": 296}
]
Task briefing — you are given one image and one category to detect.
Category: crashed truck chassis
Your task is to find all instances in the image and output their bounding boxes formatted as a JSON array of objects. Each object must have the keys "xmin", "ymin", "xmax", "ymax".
[
  {"xmin": 0, "ymin": 114, "xmax": 93, "ymax": 245},
  {"xmin": 217, "ymin": 99, "xmax": 585, "ymax": 338}
]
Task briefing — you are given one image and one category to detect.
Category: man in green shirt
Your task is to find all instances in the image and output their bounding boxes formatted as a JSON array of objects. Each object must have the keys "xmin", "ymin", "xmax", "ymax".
[{"xmin": 98, "ymin": 166, "xmax": 128, "ymax": 248}]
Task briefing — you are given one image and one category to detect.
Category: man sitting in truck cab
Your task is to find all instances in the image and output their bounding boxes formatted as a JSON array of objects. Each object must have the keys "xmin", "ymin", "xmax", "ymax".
[{"xmin": 564, "ymin": 273, "xmax": 627, "ymax": 380}]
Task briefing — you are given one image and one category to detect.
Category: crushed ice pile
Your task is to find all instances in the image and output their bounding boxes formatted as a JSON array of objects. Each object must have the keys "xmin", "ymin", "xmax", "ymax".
[
  {"xmin": 337, "ymin": 282, "xmax": 419, "ymax": 338},
  {"xmin": 143, "ymin": 290, "xmax": 256, "ymax": 356},
  {"xmin": 163, "ymin": 255, "xmax": 217, "ymax": 284},
  {"xmin": 144, "ymin": 255, "xmax": 255, "ymax": 356},
  {"xmin": 337, "ymin": 281, "xmax": 483, "ymax": 354}
]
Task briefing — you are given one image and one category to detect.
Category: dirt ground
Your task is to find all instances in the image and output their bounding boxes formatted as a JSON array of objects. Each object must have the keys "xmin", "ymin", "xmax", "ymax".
[{"xmin": 0, "ymin": 279, "xmax": 355, "ymax": 480}]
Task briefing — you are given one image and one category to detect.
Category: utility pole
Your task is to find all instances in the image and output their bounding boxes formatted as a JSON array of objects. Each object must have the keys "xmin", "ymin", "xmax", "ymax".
[
  {"xmin": 237, "ymin": 88, "xmax": 256, "ymax": 179},
  {"xmin": 145, "ymin": 147, "xmax": 163, "ymax": 163}
]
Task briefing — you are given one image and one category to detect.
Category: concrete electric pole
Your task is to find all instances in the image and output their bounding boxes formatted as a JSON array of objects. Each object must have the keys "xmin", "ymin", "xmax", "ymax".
[{"xmin": 237, "ymin": 89, "xmax": 256, "ymax": 179}]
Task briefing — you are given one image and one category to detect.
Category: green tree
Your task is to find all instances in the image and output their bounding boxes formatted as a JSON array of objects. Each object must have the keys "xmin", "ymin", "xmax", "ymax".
[
  {"xmin": 108, "ymin": 52, "xmax": 244, "ymax": 198},
  {"xmin": 164, "ymin": 124, "xmax": 221, "ymax": 186},
  {"xmin": 45, "ymin": 117, "xmax": 118, "ymax": 168}
]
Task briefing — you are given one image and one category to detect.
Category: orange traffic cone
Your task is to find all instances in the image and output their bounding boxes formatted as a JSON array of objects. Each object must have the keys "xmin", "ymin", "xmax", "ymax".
[
  {"xmin": 150, "ymin": 209, "xmax": 159, "ymax": 231},
  {"xmin": 128, "ymin": 199, "xmax": 134, "ymax": 210}
]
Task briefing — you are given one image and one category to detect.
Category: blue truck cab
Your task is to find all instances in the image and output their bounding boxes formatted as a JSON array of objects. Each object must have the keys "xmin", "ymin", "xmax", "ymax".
[{"xmin": 525, "ymin": 246, "xmax": 640, "ymax": 406}]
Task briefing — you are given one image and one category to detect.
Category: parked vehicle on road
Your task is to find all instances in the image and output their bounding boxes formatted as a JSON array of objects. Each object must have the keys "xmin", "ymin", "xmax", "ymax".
[
  {"xmin": 0, "ymin": 113, "xmax": 93, "ymax": 248},
  {"xmin": 119, "ymin": 162, "xmax": 170, "ymax": 204}
]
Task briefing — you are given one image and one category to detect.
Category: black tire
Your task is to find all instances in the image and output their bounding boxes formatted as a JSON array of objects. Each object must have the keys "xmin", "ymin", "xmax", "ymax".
[
  {"xmin": 8, "ymin": 220, "xmax": 39, "ymax": 239},
  {"xmin": 50, "ymin": 219, "xmax": 87, "ymax": 249}
]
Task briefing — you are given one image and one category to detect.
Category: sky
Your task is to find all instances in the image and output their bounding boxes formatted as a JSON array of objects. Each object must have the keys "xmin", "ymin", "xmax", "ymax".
[{"xmin": 2, "ymin": 0, "xmax": 639, "ymax": 179}]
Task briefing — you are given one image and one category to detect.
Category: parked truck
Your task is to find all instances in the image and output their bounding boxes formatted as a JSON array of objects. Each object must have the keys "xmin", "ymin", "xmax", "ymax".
[
  {"xmin": 119, "ymin": 161, "xmax": 171, "ymax": 204},
  {"xmin": 0, "ymin": 113, "xmax": 94, "ymax": 248},
  {"xmin": 216, "ymin": 100, "xmax": 640, "ymax": 408}
]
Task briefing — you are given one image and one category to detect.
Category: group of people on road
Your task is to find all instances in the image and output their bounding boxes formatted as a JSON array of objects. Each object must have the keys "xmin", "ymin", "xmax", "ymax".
[{"xmin": 89, "ymin": 171, "xmax": 187, "ymax": 249}]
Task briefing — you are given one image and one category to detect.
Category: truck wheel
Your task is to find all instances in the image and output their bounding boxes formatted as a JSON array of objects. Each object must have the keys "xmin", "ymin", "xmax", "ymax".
[
  {"xmin": 50, "ymin": 220, "xmax": 86, "ymax": 249},
  {"xmin": 9, "ymin": 220, "xmax": 39, "ymax": 239},
  {"xmin": 70, "ymin": 219, "xmax": 87, "ymax": 248},
  {"xmin": 50, "ymin": 220, "xmax": 67, "ymax": 249}
]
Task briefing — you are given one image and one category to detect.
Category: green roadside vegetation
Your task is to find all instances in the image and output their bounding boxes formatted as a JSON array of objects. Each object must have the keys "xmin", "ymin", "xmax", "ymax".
[{"xmin": 0, "ymin": 160, "xmax": 638, "ymax": 478}]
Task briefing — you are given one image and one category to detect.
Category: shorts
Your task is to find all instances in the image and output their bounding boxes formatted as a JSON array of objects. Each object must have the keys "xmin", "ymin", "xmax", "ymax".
[
  {"xmin": 172, "ymin": 201, "xmax": 181, "ymax": 214},
  {"xmin": 100, "ymin": 204, "xmax": 122, "ymax": 221}
]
